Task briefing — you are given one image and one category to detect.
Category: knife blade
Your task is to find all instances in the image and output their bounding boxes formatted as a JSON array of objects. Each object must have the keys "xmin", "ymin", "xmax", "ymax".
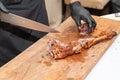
[{"xmin": 0, "ymin": 12, "xmax": 59, "ymax": 33}]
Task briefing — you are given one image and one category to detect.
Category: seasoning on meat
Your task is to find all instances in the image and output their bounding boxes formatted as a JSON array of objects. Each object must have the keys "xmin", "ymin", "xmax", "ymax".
[{"xmin": 47, "ymin": 30, "xmax": 117, "ymax": 60}]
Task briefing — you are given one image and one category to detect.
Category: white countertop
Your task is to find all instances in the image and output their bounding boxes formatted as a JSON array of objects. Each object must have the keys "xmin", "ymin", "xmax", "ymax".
[
  {"xmin": 85, "ymin": 13, "xmax": 120, "ymax": 80},
  {"xmin": 101, "ymin": 13, "xmax": 120, "ymax": 21}
]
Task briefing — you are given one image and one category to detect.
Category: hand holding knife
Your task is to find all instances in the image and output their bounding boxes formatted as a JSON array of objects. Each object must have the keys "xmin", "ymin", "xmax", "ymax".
[{"xmin": 0, "ymin": 1, "xmax": 59, "ymax": 33}]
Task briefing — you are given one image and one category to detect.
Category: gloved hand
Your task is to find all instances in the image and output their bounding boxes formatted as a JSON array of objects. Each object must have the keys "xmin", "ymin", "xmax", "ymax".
[
  {"xmin": 0, "ymin": 1, "xmax": 9, "ymax": 13},
  {"xmin": 111, "ymin": 0, "xmax": 120, "ymax": 13},
  {"xmin": 70, "ymin": 1, "xmax": 96, "ymax": 34}
]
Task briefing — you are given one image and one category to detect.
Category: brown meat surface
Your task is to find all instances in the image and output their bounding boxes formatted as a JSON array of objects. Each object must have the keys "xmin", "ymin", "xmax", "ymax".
[
  {"xmin": 47, "ymin": 31, "xmax": 117, "ymax": 60},
  {"xmin": 79, "ymin": 23, "xmax": 88, "ymax": 35}
]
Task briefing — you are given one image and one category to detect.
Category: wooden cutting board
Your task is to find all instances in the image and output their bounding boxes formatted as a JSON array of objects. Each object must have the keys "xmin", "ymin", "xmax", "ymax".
[{"xmin": 0, "ymin": 16, "xmax": 120, "ymax": 80}]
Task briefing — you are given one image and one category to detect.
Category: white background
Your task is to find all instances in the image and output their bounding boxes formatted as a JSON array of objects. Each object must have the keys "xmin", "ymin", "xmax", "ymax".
[{"xmin": 85, "ymin": 13, "xmax": 120, "ymax": 80}]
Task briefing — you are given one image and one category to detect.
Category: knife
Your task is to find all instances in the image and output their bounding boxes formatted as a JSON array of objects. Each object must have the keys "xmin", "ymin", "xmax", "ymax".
[{"xmin": 0, "ymin": 12, "xmax": 59, "ymax": 33}]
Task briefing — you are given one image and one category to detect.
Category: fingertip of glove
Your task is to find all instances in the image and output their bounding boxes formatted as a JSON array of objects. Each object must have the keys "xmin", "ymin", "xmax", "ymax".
[
  {"xmin": 93, "ymin": 22, "xmax": 97, "ymax": 28},
  {"xmin": 87, "ymin": 24, "xmax": 93, "ymax": 34}
]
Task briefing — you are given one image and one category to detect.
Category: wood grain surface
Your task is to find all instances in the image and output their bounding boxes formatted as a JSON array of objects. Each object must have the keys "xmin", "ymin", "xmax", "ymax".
[{"xmin": 0, "ymin": 16, "xmax": 120, "ymax": 80}]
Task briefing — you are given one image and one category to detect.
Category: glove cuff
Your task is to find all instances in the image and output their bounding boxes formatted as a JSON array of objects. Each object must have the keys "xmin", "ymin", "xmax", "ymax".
[{"xmin": 70, "ymin": 1, "xmax": 81, "ymax": 9}]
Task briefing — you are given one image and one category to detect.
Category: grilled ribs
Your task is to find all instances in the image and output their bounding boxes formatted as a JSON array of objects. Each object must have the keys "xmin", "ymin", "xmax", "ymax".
[{"xmin": 47, "ymin": 31, "xmax": 117, "ymax": 60}]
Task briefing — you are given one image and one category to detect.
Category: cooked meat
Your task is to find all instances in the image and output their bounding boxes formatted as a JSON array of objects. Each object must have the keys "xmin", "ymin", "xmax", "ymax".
[
  {"xmin": 78, "ymin": 30, "xmax": 117, "ymax": 48},
  {"xmin": 79, "ymin": 23, "xmax": 88, "ymax": 35},
  {"xmin": 47, "ymin": 31, "xmax": 117, "ymax": 60},
  {"xmin": 48, "ymin": 39, "xmax": 72, "ymax": 59}
]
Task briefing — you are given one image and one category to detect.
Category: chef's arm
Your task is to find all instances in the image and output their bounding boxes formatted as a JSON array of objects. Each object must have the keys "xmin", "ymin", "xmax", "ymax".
[
  {"xmin": 68, "ymin": 0, "xmax": 96, "ymax": 33},
  {"xmin": 0, "ymin": 1, "xmax": 9, "ymax": 13}
]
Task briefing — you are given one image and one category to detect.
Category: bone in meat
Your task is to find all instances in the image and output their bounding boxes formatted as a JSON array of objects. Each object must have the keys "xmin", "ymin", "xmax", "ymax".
[{"xmin": 47, "ymin": 31, "xmax": 117, "ymax": 60}]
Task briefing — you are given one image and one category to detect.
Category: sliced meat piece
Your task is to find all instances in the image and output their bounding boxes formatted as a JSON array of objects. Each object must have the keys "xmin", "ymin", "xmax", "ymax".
[{"xmin": 79, "ymin": 23, "xmax": 88, "ymax": 35}]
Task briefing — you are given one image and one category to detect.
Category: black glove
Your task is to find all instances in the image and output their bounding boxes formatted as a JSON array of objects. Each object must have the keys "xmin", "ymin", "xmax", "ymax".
[
  {"xmin": 70, "ymin": 1, "xmax": 96, "ymax": 33},
  {"xmin": 0, "ymin": 1, "xmax": 9, "ymax": 13},
  {"xmin": 110, "ymin": 0, "xmax": 120, "ymax": 13}
]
